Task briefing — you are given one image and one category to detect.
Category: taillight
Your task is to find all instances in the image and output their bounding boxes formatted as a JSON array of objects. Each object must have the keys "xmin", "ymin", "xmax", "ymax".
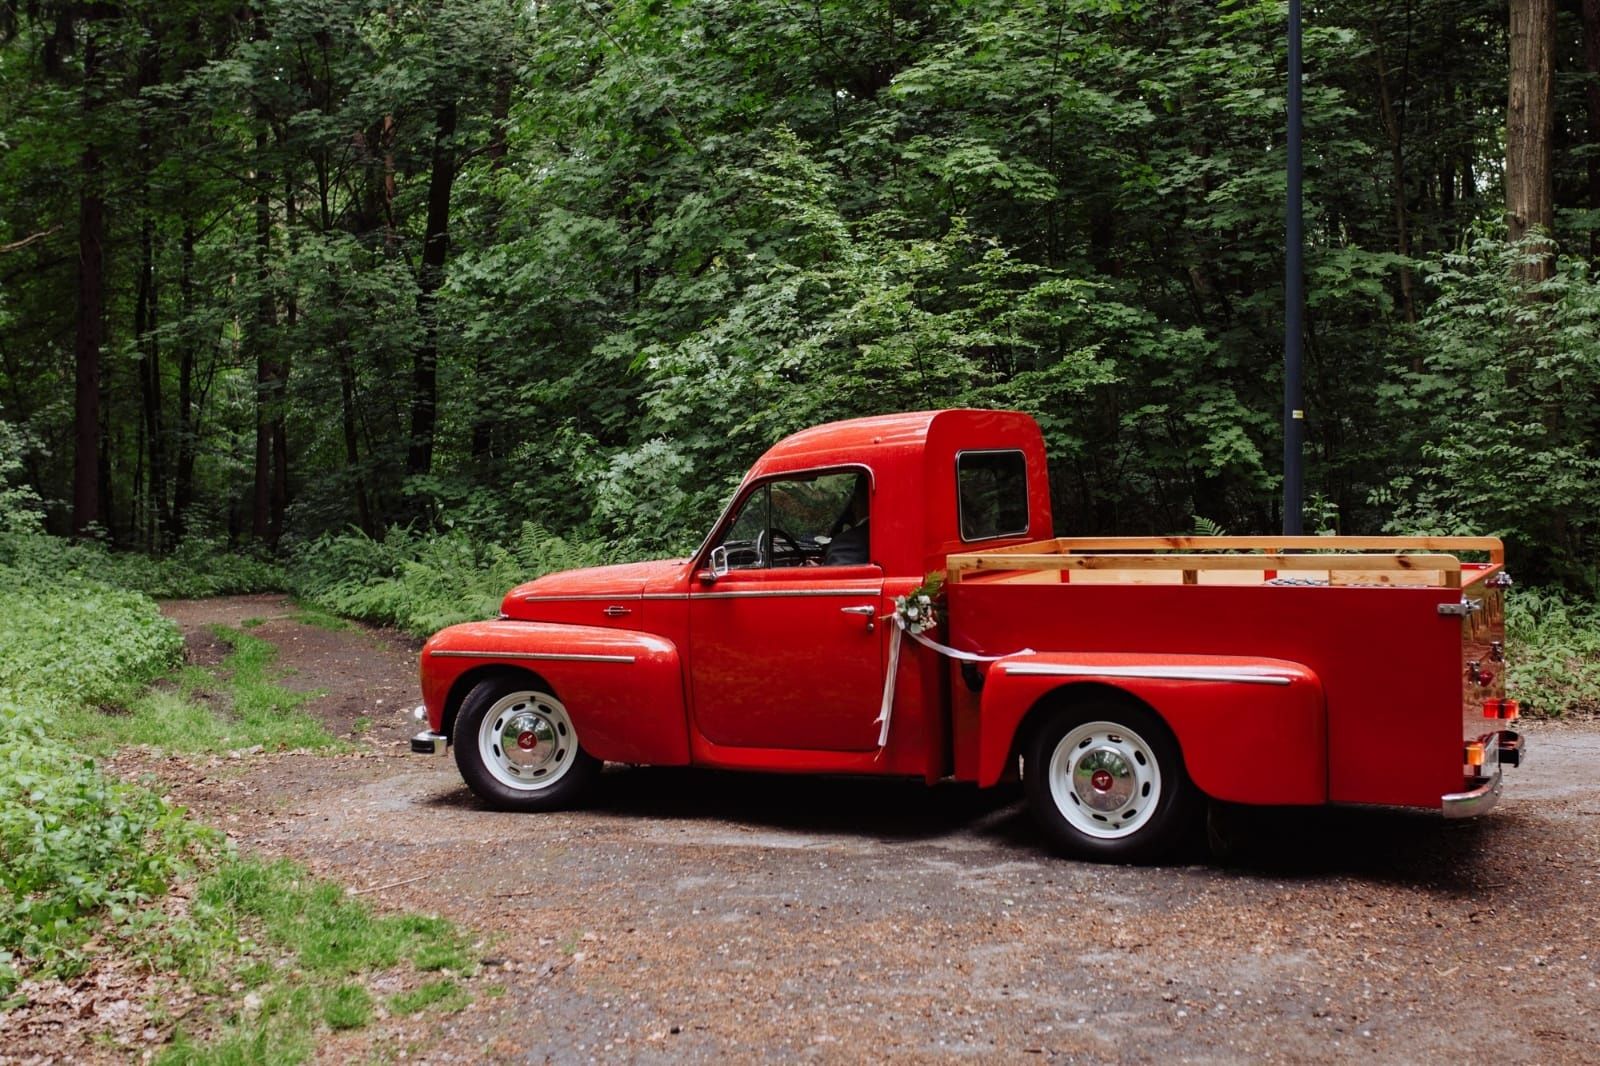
[{"xmin": 1482, "ymin": 699, "xmax": 1520, "ymax": 721}]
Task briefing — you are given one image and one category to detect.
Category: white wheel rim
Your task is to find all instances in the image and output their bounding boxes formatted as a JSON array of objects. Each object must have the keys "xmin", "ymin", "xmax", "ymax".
[
  {"xmin": 1046, "ymin": 720, "xmax": 1162, "ymax": 840},
  {"xmin": 477, "ymin": 691, "xmax": 579, "ymax": 792}
]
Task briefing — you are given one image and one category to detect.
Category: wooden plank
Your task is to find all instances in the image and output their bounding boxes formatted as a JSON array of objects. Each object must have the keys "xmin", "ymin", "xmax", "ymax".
[
  {"xmin": 1050, "ymin": 535, "xmax": 1502, "ymax": 563},
  {"xmin": 1328, "ymin": 569, "xmax": 1446, "ymax": 587},
  {"xmin": 949, "ymin": 552, "xmax": 1463, "ymax": 577}
]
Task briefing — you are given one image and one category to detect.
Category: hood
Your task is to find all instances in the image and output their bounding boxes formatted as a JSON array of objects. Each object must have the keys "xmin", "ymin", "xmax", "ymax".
[{"xmin": 501, "ymin": 559, "xmax": 686, "ymax": 620}]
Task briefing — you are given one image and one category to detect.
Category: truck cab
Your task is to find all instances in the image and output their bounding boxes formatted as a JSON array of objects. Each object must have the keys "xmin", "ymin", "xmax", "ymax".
[{"xmin": 414, "ymin": 409, "xmax": 1521, "ymax": 862}]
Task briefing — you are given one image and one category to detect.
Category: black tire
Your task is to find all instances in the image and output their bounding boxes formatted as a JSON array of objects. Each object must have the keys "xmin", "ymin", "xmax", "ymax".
[
  {"xmin": 452, "ymin": 676, "xmax": 601, "ymax": 812},
  {"xmin": 1022, "ymin": 696, "xmax": 1202, "ymax": 864}
]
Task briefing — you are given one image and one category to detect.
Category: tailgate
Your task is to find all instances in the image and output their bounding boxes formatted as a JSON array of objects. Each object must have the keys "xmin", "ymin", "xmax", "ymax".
[
  {"xmin": 1460, "ymin": 568, "xmax": 1514, "ymax": 733},
  {"xmin": 1447, "ymin": 567, "xmax": 1524, "ymax": 816}
]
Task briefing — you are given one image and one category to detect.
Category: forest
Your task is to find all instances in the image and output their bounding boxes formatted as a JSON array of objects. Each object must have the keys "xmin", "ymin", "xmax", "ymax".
[
  {"xmin": 2, "ymin": 0, "xmax": 1600, "ymax": 583},
  {"xmin": 7, "ymin": 3, "xmax": 1600, "ymax": 1054}
]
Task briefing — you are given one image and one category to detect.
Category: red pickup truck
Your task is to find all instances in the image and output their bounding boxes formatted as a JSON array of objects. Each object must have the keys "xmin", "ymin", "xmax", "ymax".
[{"xmin": 413, "ymin": 409, "xmax": 1523, "ymax": 861}]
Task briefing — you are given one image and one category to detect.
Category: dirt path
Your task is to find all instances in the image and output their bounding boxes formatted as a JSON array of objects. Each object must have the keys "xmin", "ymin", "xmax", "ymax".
[{"xmin": 120, "ymin": 599, "xmax": 1600, "ymax": 1061}]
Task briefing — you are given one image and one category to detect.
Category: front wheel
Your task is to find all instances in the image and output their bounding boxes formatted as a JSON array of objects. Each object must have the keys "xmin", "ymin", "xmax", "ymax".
[
  {"xmin": 1023, "ymin": 698, "xmax": 1201, "ymax": 863},
  {"xmin": 453, "ymin": 679, "xmax": 600, "ymax": 811}
]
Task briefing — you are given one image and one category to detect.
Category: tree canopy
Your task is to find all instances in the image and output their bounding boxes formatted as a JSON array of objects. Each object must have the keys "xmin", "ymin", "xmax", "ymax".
[{"xmin": 2, "ymin": 0, "xmax": 1598, "ymax": 584}]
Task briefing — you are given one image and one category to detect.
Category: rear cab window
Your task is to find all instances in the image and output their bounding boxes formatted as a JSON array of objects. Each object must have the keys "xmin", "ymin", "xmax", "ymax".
[{"xmin": 957, "ymin": 450, "xmax": 1029, "ymax": 541}]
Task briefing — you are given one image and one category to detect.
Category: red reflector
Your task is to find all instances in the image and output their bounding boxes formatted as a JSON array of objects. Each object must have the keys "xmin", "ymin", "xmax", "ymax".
[{"xmin": 1482, "ymin": 699, "xmax": 1521, "ymax": 720}]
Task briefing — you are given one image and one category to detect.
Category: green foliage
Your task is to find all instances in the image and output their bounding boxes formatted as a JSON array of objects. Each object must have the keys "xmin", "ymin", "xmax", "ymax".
[
  {"xmin": 288, "ymin": 523, "xmax": 619, "ymax": 635},
  {"xmin": 389, "ymin": 977, "xmax": 469, "ymax": 1016},
  {"xmin": 0, "ymin": 415, "xmax": 43, "ymax": 534},
  {"xmin": 0, "ymin": 567, "xmax": 210, "ymax": 995},
  {"xmin": 155, "ymin": 855, "xmax": 473, "ymax": 1064},
  {"xmin": 1378, "ymin": 234, "xmax": 1600, "ymax": 586},
  {"xmin": 0, "ymin": 698, "xmax": 214, "ymax": 993},
  {"xmin": 0, "ymin": 534, "xmax": 284, "ymax": 599},
  {"xmin": 0, "ymin": 570, "xmax": 184, "ymax": 705},
  {"xmin": 322, "ymin": 984, "xmax": 373, "ymax": 1030},
  {"xmin": 0, "ymin": 0, "xmax": 1556, "ymax": 575},
  {"xmin": 1505, "ymin": 588, "xmax": 1600, "ymax": 719},
  {"xmin": 59, "ymin": 625, "xmax": 339, "ymax": 755}
]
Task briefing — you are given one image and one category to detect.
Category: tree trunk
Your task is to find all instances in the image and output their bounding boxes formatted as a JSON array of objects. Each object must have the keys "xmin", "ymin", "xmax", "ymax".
[
  {"xmin": 471, "ymin": 76, "xmax": 512, "ymax": 461},
  {"xmin": 340, "ymin": 345, "xmax": 373, "ymax": 535},
  {"xmin": 135, "ymin": 208, "xmax": 170, "ymax": 548},
  {"xmin": 407, "ymin": 99, "xmax": 459, "ymax": 477},
  {"xmin": 1507, "ymin": 0, "xmax": 1556, "ymax": 282},
  {"xmin": 72, "ymin": 36, "xmax": 103, "ymax": 537},
  {"xmin": 251, "ymin": 139, "xmax": 277, "ymax": 542},
  {"xmin": 1584, "ymin": 0, "xmax": 1600, "ymax": 261},
  {"xmin": 271, "ymin": 181, "xmax": 293, "ymax": 543},
  {"xmin": 174, "ymin": 220, "xmax": 196, "ymax": 539},
  {"xmin": 1374, "ymin": 15, "xmax": 1416, "ymax": 325}
]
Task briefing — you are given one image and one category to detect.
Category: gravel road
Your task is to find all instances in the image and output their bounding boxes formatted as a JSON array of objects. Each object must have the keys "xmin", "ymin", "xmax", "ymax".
[{"xmin": 100, "ymin": 598, "xmax": 1600, "ymax": 1061}]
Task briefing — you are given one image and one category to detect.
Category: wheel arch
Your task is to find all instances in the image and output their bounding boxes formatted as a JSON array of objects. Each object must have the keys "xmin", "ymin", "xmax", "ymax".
[
  {"xmin": 1008, "ymin": 681, "xmax": 1154, "ymax": 782},
  {"xmin": 976, "ymin": 652, "xmax": 1327, "ymax": 805},
  {"xmin": 420, "ymin": 620, "xmax": 692, "ymax": 767},
  {"xmin": 441, "ymin": 664, "xmax": 551, "ymax": 741}
]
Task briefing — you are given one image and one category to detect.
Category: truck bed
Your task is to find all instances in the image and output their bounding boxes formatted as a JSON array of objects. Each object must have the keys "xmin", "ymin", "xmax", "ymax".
[{"xmin": 945, "ymin": 536, "xmax": 1507, "ymax": 809}]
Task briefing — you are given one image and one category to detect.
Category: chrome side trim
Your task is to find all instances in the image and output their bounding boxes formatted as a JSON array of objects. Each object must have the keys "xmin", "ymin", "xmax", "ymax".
[
  {"xmin": 1442, "ymin": 765, "xmax": 1504, "ymax": 818},
  {"xmin": 692, "ymin": 587, "xmax": 881, "ymax": 601},
  {"xmin": 998, "ymin": 663, "xmax": 1295, "ymax": 686},
  {"xmin": 428, "ymin": 649, "xmax": 636, "ymax": 664},
  {"xmin": 521, "ymin": 593, "xmax": 643, "ymax": 602}
]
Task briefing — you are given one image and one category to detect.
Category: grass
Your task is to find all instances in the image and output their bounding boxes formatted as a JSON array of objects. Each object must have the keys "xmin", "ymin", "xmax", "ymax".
[
  {"xmin": 59, "ymin": 625, "xmax": 341, "ymax": 755},
  {"xmin": 390, "ymin": 977, "xmax": 470, "ymax": 1015},
  {"xmin": 156, "ymin": 858, "xmax": 476, "ymax": 1063}
]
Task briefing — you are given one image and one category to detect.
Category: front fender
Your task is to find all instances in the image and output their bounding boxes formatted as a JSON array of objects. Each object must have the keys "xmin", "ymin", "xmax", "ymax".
[
  {"xmin": 421, "ymin": 620, "xmax": 690, "ymax": 766},
  {"xmin": 977, "ymin": 652, "xmax": 1327, "ymax": 805}
]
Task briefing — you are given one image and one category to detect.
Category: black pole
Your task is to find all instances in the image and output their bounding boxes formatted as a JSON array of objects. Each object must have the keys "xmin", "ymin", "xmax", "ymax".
[{"xmin": 1283, "ymin": 0, "xmax": 1305, "ymax": 535}]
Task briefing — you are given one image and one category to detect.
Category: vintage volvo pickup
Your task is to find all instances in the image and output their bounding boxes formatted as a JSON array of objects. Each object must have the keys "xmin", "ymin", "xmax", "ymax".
[{"xmin": 413, "ymin": 409, "xmax": 1523, "ymax": 861}]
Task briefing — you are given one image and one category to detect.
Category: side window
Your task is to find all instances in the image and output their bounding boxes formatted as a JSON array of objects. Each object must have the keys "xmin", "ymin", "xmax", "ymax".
[
  {"xmin": 716, "ymin": 471, "xmax": 869, "ymax": 569},
  {"xmin": 957, "ymin": 450, "xmax": 1029, "ymax": 541}
]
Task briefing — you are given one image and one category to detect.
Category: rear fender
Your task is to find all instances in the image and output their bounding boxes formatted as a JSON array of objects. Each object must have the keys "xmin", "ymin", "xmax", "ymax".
[
  {"xmin": 421, "ymin": 620, "xmax": 690, "ymax": 766},
  {"xmin": 977, "ymin": 652, "xmax": 1326, "ymax": 805}
]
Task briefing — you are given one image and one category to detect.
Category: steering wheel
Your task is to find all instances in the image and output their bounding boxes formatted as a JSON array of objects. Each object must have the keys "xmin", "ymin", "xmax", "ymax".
[{"xmin": 756, "ymin": 527, "xmax": 803, "ymax": 566}]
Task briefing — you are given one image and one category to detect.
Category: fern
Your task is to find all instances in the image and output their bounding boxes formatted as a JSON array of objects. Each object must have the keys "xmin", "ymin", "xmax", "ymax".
[{"xmin": 287, "ymin": 524, "xmax": 625, "ymax": 636}]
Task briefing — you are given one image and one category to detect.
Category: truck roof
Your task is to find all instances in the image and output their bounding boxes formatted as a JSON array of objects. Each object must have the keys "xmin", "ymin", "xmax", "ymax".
[{"xmin": 744, "ymin": 409, "xmax": 1054, "ymax": 575}]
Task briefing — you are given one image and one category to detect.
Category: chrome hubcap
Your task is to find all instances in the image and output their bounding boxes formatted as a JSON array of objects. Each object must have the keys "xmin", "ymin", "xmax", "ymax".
[
  {"xmin": 478, "ymin": 691, "xmax": 577, "ymax": 792},
  {"xmin": 1047, "ymin": 720, "xmax": 1162, "ymax": 840}
]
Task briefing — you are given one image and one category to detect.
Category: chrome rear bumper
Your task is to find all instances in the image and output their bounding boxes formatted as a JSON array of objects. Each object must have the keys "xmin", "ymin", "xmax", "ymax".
[{"xmin": 1442, "ymin": 730, "xmax": 1524, "ymax": 819}]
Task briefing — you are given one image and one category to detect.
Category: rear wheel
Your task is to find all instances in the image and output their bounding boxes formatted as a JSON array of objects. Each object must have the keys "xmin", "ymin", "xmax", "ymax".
[
  {"xmin": 1023, "ymin": 697, "xmax": 1201, "ymax": 863},
  {"xmin": 453, "ymin": 679, "xmax": 600, "ymax": 811}
]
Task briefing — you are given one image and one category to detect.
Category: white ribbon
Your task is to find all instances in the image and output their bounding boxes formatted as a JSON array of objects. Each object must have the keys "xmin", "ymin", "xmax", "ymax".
[{"xmin": 873, "ymin": 613, "xmax": 1033, "ymax": 748}]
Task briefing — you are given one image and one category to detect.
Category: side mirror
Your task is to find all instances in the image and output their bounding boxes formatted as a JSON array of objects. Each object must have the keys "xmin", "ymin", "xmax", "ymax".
[{"xmin": 701, "ymin": 545, "xmax": 730, "ymax": 583}]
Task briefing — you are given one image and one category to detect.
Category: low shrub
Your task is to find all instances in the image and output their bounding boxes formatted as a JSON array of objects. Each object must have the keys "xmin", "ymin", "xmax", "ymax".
[
  {"xmin": 0, "ymin": 697, "xmax": 215, "ymax": 994},
  {"xmin": 0, "ymin": 533, "xmax": 284, "ymax": 599},
  {"xmin": 0, "ymin": 570, "xmax": 184, "ymax": 705},
  {"xmin": 1506, "ymin": 587, "xmax": 1600, "ymax": 719},
  {"xmin": 289, "ymin": 522, "xmax": 622, "ymax": 635}
]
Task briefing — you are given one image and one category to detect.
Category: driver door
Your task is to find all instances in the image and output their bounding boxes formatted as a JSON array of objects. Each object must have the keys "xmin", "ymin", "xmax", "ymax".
[{"xmin": 689, "ymin": 471, "xmax": 885, "ymax": 752}]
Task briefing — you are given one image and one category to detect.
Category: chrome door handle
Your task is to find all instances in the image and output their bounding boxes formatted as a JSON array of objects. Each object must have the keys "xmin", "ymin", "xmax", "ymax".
[
  {"xmin": 840, "ymin": 605, "xmax": 876, "ymax": 632},
  {"xmin": 603, "ymin": 605, "xmax": 632, "ymax": 618}
]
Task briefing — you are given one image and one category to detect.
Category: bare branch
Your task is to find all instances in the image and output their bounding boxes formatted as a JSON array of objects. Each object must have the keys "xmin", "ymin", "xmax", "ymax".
[{"xmin": 0, "ymin": 225, "xmax": 62, "ymax": 255}]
